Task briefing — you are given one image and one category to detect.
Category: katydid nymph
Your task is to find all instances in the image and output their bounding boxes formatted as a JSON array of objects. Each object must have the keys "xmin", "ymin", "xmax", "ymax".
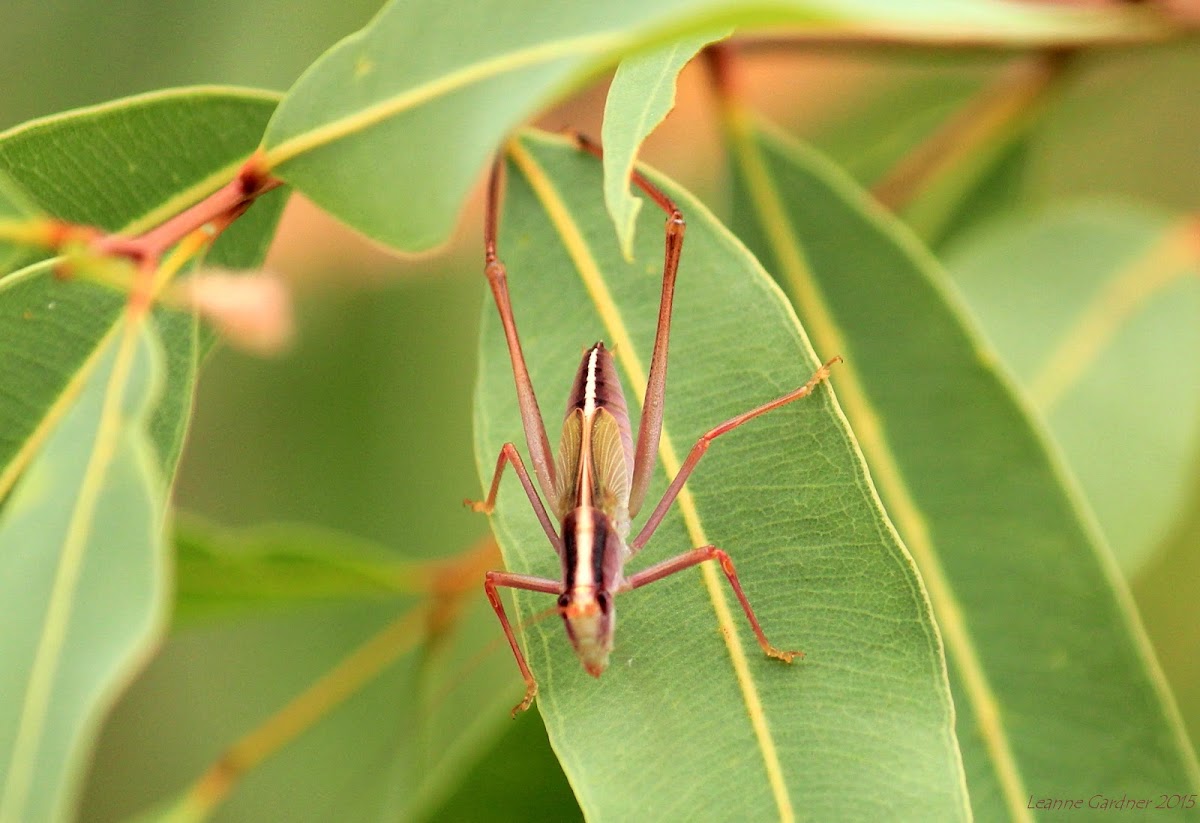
[{"xmin": 469, "ymin": 135, "xmax": 839, "ymax": 716}]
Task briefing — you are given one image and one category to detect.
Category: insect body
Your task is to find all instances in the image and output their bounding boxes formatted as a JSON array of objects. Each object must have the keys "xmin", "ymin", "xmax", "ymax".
[
  {"xmin": 552, "ymin": 342, "xmax": 630, "ymax": 674},
  {"xmin": 469, "ymin": 135, "xmax": 838, "ymax": 715}
]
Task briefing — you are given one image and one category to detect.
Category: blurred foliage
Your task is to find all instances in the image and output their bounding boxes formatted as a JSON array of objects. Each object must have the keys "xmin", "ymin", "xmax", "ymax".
[
  {"xmin": 806, "ymin": 42, "xmax": 1200, "ymax": 747},
  {"xmin": 176, "ymin": 268, "xmax": 484, "ymax": 558},
  {"xmin": 0, "ymin": 3, "xmax": 581, "ymax": 815},
  {"xmin": 0, "ymin": 0, "xmax": 383, "ymax": 128}
]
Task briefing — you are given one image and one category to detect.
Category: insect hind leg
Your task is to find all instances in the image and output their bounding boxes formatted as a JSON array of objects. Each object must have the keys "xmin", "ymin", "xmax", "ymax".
[
  {"xmin": 620, "ymin": 545, "xmax": 802, "ymax": 662},
  {"xmin": 568, "ymin": 133, "xmax": 685, "ymax": 520}
]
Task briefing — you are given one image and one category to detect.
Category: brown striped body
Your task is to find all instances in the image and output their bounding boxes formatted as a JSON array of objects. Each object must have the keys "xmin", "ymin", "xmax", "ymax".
[{"xmin": 552, "ymin": 342, "xmax": 632, "ymax": 675}]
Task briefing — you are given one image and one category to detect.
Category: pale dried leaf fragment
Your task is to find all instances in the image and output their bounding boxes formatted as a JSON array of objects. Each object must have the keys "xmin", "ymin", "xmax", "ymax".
[{"xmin": 175, "ymin": 269, "xmax": 294, "ymax": 355}]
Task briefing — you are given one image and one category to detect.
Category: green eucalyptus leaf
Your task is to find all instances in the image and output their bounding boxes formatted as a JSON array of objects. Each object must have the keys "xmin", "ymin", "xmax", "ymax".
[
  {"xmin": 86, "ymin": 271, "xmax": 511, "ymax": 823},
  {"xmin": 0, "ymin": 168, "xmax": 42, "ymax": 275},
  {"xmin": 1029, "ymin": 42, "xmax": 1200, "ymax": 214},
  {"xmin": 812, "ymin": 56, "xmax": 1042, "ymax": 250},
  {"xmin": 1135, "ymin": 479, "xmax": 1200, "ymax": 751},
  {"xmin": 727, "ymin": 115, "xmax": 1200, "ymax": 819},
  {"xmin": 92, "ymin": 523, "xmax": 520, "ymax": 823},
  {"xmin": 0, "ymin": 322, "xmax": 165, "ymax": 823},
  {"xmin": 428, "ymin": 708, "xmax": 580, "ymax": 823},
  {"xmin": 945, "ymin": 202, "xmax": 1200, "ymax": 574},
  {"xmin": 261, "ymin": 0, "xmax": 1163, "ymax": 252},
  {"xmin": 0, "ymin": 88, "xmax": 286, "ymax": 501},
  {"xmin": 89, "ymin": 581, "xmax": 521, "ymax": 823},
  {"xmin": 475, "ymin": 130, "xmax": 968, "ymax": 820},
  {"xmin": 813, "ymin": 59, "xmax": 991, "ymax": 187},
  {"xmin": 897, "ymin": 129, "xmax": 1034, "ymax": 248},
  {"xmin": 0, "ymin": 88, "xmax": 285, "ymax": 823},
  {"xmin": 922, "ymin": 136, "xmax": 1031, "ymax": 250},
  {"xmin": 0, "ymin": 169, "xmax": 37, "ymax": 221},
  {"xmin": 601, "ymin": 29, "xmax": 728, "ymax": 259}
]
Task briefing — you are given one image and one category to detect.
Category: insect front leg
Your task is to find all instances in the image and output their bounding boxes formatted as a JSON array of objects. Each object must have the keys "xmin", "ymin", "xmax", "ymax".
[
  {"xmin": 572, "ymin": 133, "xmax": 684, "ymax": 519},
  {"xmin": 466, "ymin": 442, "xmax": 562, "ymax": 555},
  {"xmin": 484, "ymin": 571, "xmax": 563, "ymax": 716},
  {"xmin": 621, "ymin": 545, "xmax": 801, "ymax": 663}
]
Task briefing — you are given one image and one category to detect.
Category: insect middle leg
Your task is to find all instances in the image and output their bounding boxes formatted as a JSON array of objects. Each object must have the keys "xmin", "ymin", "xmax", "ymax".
[
  {"xmin": 483, "ymin": 156, "xmax": 557, "ymax": 500},
  {"xmin": 466, "ymin": 442, "xmax": 562, "ymax": 554},
  {"xmin": 620, "ymin": 545, "xmax": 801, "ymax": 662},
  {"xmin": 484, "ymin": 571, "xmax": 562, "ymax": 716}
]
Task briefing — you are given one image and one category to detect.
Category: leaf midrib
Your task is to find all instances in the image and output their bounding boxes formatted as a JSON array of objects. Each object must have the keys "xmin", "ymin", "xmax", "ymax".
[
  {"xmin": 1029, "ymin": 215, "xmax": 1200, "ymax": 412},
  {"xmin": 261, "ymin": 32, "xmax": 624, "ymax": 168},
  {"xmin": 0, "ymin": 319, "xmax": 141, "ymax": 823},
  {"xmin": 508, "ymin": 131, "xmax": 796, "ymax": 823},
  {"xmin": 725, "ymin": 109, "xmax": 999, "ymax": 819}
]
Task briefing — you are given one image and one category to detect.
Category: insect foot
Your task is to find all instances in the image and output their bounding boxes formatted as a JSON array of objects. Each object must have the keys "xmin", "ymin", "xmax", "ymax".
[
  {"xmin": 511, "ymin": 682, "xmax": 538, "ymax": 718},
  {"xmin": 765, "ymin": 647, "xmax": 805, "ymax": 664},
  {"xmin": 463, "ymin": 497, "xmax": 492, "ymax": 514}
]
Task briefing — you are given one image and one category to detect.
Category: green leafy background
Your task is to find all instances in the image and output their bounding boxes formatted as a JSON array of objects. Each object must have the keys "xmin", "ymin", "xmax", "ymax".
[{"xmin": 727, "ymin": 118, "xmax": 1198, "ymax": 818}]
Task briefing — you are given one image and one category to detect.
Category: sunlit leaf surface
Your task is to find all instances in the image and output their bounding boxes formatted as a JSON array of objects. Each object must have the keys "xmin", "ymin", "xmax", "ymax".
[
  {"xmin": 0, "ymin": 323, "xmax": 164, "ymax": 823},
  {"xmin": 601, "ymin": 29, "xmax": 728, "ymax": 258}
]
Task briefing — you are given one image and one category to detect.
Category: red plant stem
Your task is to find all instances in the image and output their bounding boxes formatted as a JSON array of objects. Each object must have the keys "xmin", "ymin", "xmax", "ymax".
[
  {"xmin": 126, "ymin": 257, "xmax": 159, "ymax": 317},
  {"xmin": 870, "ymin": 50, "xmax": 1070, "ymax": 212},
  {"xmin": 93, "ymin": 151, "xmax": 281, "ymax": 263},
  {"xmin": 730, "ymin": 22, "xmax": 1177, "ymax": 53}
]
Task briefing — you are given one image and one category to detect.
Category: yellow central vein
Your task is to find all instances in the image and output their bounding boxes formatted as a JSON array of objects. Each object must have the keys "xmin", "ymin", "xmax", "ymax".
[
  {"xmin": 0, "ymin": 272, "xmax": 123, "ymax": 502},
  {"xmin": 1030, "ymin": 216, "xmax": 1200, "ymax": 412},
  {"xmin": 725, "ymin": 107, "xmax": 1020, "ymax": 821},
  {"xmin": 0, "ymin": 318, "xmax": 142, "ymax": 823},
  {"xmin": 0, "ymin": 144, "xmax": 255, "ymax": 500},
  {"xmin": 261, "ymin": 32, "xmax": 623, "ymax": 170},
  {"xmin": 508, "ymin": 135, "xmax": 795, "ymax": 823},
  {"xmin": 0, "ymin": 173, "xmax": 242, "ymax": 503}
]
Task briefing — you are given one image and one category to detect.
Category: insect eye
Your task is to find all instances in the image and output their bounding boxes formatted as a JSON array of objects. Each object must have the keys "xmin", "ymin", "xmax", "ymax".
[{"xmin": 557, "ymin": 593, "xmax": 570, "ymax": 611}]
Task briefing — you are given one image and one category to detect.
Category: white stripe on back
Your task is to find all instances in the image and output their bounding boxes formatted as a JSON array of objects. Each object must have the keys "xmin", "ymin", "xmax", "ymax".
[
  {"xmin": 573, "ymin": 508, "xmax": 595, "ymax": 587},
  {"xmin": 583, "ymin": 346, "xmax": 600, "ymax": 416}
]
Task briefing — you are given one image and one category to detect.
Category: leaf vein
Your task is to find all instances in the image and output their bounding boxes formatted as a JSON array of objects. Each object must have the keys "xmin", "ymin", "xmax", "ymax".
[
  {"xmin": 728, "ymin": 106, "xmax": 1010, "ymax": 821},
  {"xmin": 0, "ymin": 318, "xmax": 141, "ymax": 822}
]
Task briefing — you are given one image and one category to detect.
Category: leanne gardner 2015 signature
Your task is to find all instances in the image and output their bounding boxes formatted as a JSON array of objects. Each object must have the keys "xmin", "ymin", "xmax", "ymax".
[{"xmin": 1026, "ymin": 793, "xmax": 1196, "ymax": 811}]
